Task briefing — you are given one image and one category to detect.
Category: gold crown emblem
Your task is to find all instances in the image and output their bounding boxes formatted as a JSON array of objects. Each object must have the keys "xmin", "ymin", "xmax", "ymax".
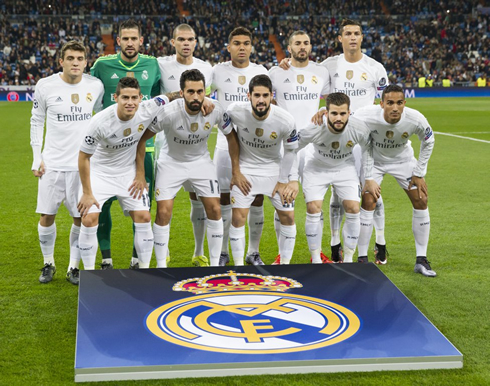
[{"xmin": 173, "ymin": 270, "xmax": 303, "ymax": 294}]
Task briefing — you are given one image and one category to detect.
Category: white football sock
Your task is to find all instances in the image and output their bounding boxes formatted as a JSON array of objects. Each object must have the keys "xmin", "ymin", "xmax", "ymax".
[
  {"xmin": 358, "ymin": 208, "xmax": 374, "ymax": 257},
  {"xmin": 153, "ymin": 223, "xmax": 169, "ymax": 268},
  {"xmin": 134, "ymin": 222, "xmax": 153, "ymax": 269},
  {"xmin": 207, "ymin": 219, "xmax": 224, "ymax": 266},
  {"xmin": 305, "ymin": 213, "xmax": 322, "ymax": 263},
  {"xmin": 247, "ymin": 206, "xmax": 264, "ymax": 254},
  {"xmin": 38, "ymin": 222, "xmax": 56, "ymax": 266},
  {"xmin": 273, "ymin": 211, "xmax": 281, "ymax": 245},
  {"xmin": 343, "ymin": 212, "xmax": 360, "ymax": 263},
  {"xmin": 68, "ymin": 224, "xmax": 81, "ymax": 270},
  {"xmin": 220, "ymin": 204, "xmax": 232, "ymax": 254},
  {"xmin": 413, "ymin": 208, "xmax": 430, "ymax": 256},
  {"xmin": 373, "ymin": 196, "xmax": 386, "ymax": 245},
  {"xmin": 78, "ymin": 225, "xmax": 98, "ymax": 270},
  {"xmin": 190, "ymin": 199, "xmax": 206, "ymax": 257},
  {"xmin": 229, "ymin": 225, "xmax": 245, "ymax": 266},
  {"xmin": 329, "ymin": 193, "xmax": 343, "ymax": 246},
  {"xmin": 279, "ymin": 224, "xmax": 296, "ymax": 264}
]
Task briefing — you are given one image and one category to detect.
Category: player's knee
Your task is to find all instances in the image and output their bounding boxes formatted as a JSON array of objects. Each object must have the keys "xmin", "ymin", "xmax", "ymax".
[
  {"xmin": 40, "ymin": 214, "xmax": 56, "ymax": 227},
  {"xmin": 278, "ymin": 211, "xmax": 295, "ymax": 226},
  {"xmin": 361, "ymin": 194, "xmax": 376, "ymax": 210},
  {"xmin": 82, "ymin": 214, "xmax": 99, "ymax": 228},
  {"xmin": 306, "ymin": 201, "xmax": 322, "ymax": 214},
  {"xmin": 343, "ymin": 201, "xmax": 360, "ymax": 214},
  {"xmin": 206, "ymin": 204, "xmax": 221, "ymax": 221},
  {"xmin": 412, "ymin": 196, "xmax": 428, "ymax": 210}
]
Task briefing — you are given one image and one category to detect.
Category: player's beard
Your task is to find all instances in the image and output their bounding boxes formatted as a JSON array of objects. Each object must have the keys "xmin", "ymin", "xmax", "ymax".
[
  {"xmin": 252, "ymin": 102, "xmax": 270, "ymax": 118},
  {"xmin": 186, "ymin": 99, "xmax": 203, "ymax": 112},
  {"xmin": 327, "ymin": 116, "xmax": 348, "ymax": 133},
  {"xmin": 292, "ymin": 50, "xmax": 309, "ymax": 63},
  {"xmin": 122, "ymin": 47, "xmax": 138, "ymax": 60}
]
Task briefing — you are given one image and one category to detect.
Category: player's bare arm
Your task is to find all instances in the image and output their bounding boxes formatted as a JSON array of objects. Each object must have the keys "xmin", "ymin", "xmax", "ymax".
[
  {"xmin": 282, "ymin": 180, "xmax": 299, "ymax": 203},
  {"xmin": 279, "ymin": 58, "xmax": 291, "ymax": 70},
  {"xmin": 226, "ymin": 129, "xmax": 251, "ymax": 195},
  {"xmin": 32, "ymin": 161, "xmax": 46, "ymax": 177},
  {"xmin": 272, "ymin": 182, "xmax": 289, "ymax": 203},
  {"xmin": 311, "ymin": 108, "xmax": 327, "ymax": 125},
  {"xmin": 77, "ymin": 151, "xmax": 99, "ymax": 217},
  {"xmin": 362, "ymin": 179, "xmax": 381, "ymax": 200},
  {"xmin": 408, "ymin": 175, "xmax": 428, "ymax": 199}
]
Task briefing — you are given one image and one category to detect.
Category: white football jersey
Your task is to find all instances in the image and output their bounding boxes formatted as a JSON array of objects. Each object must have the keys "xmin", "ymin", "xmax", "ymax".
[
  {"xmin": 298, "ymin": 115, "xmax": 373, "ymax": 177},
  {"xmin": 269, "ymin": 62, "xmax": 330, "ymax": 131},
  {"xmin": 157, "ymin": 55, "xmax": 213, "ymax": 94},
  {"xmin": 211, "ymin": 61, "xmax": 268, "ymax": 149},
  {"xmin": 80, "ymin": 96, "xmax": 169, "ymax": 176},
  {"xmin": 30, "ymin": 73, "xmax": 104, "ymax": 171},
  {"xmin": 354, "ymin": 105, "xmax": 435, "ymax": 177},
  {"xmin": 156, "ymin": 55, "xmax": 213, "ymax": 159},
  {"xmin": 150, "ymin": 98, "xmax": 232, "ymax": 162},
  {"xmin": 321, "ymin": 54, "xmax": 388, "ymax": 112},
  {"xmin": 226, "ymin": 102, "xmax": 298, "ymax": 176}
]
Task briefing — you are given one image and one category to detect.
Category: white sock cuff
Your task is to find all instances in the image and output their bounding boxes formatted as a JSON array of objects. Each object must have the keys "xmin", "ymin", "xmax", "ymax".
[
  {"xmin": 280, "ymin": 224, "xmax": 297, "ymax": 237},
  {"xmin": 81, "ymin": 224, "xmax": 98, "ymax": 234},
  {"xmin": 190, "ymin": 199, "xmax": 203, "ymax": 209},
  {"xmin": 413, "ymin": 208, "xmax": 429, "ymax": 217},
  {"xmin": 345, "ymin": 212, "xmax": 360, "ymax": 220},
  {"xmin": 134, "ymin": 222, "xmax": 152, "ymax": 231},
  {"xmin": 360, "ymin": 208, "xmax": 374, "ymax": 219},
  {"xmin": 306, "ymin": 212, "xmax": 321, "ymax": 222},
  {"xmin": 153, "ymin": 223, "xmax": 169, "ymax": 235},
  {"xmin": 229, "ymin": 225, "xmax": 245, "ymax": 238},
  {"xmin": 70, "ymin": 224, "xmax": 81, "ymax": 234},
  {"xmin": 38, "ymin": 222, "xmax": 56, "ymax": 234},
  {"xmin": 221, "ymin": 204, "xmax": 232, "ymax": 211},
  {"xmin": 250, "ymin": 206, "xmax": 263, "ymax": 215},
  {"xmin": 207, "ymin": 218, "xmax": 223, "ymax": 230}
]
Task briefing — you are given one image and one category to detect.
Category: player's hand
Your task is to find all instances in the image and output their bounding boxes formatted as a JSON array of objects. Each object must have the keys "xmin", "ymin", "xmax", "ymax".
[
  {"xmin": 231, "ymin": 172, "xmax": 251, "ymax": 196},
  {"xmin": 408, "ymin": 176, "xmax": 428, "ymax": 199},
  {"xmin": 202, "ymin": 98, "xmax": 215, "ymax": 116},
  {"xmin": 32, "ymin": 161, "xmax": 45, "ymax": 177},
  {"xmin": 272, "ymin": 182, "xmax": 288, "ymax": 203},
  {"xmin": 311, "ymin": 109, "xmax": 326, "ymax": 125},
  {"xmin": 279, "ymin": 58, "xmax": 291, "ymax": 70},
  {"xmin": 77, "ymin": 193, "xmax": 99, "ymax": 218},
  {"xmin": 362, "ymin": 180, "xmax": 381, "ymax": 201},
  {"xmin": 282, "ymin": 180, "xmax": 299, "ymax": 204},
  {"xmin": 129, "ymin": 175, "xmax": 148, "ymax": 199}
]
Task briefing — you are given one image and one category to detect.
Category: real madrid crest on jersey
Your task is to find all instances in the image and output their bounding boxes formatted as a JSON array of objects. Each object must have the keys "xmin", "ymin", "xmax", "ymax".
[
  {"xmin": 346, "ymin": 70, "xmax": 354, "ymax": 80},
  {"xmin": 270, "ymin": 131, "xmax": 278, "ymax": 140},
  {"xmin": 86, "ymin": 93, "xmax": 93, "ymax": 102},
  {"xmin": 402, "ymin": 132, "xmax": 409, "ymax": 139},
  {"xmin": 204, "ymin": 122, "xmax": 211, "ymax": 131},
  {"xmin": 145, "ymin": 271, "xmax": 361, "ymax": 354},
  {"xmin": 346, "ymin": 140, "xmax": 354, "ymax": 148},
  {"xmin": 138, "ymin": 124, "xmax": 145, "ymax": 133},
  {"xmin": 255, "ymin": 128, "xmax": 264, "ymax": 137},
  {"xmin": 71, "ymin": 94, "xmax": 79, "ymax": 104},
  {"xmin": 361, "ymin": 73, "xmax": 368, "ymax": 81},
  {"xmin": 142, "ymin": 70, "xmax": 149, "ymax": 80},
  {"xmin": 311, "ymin": 76, "xmax": 318, "ymax": 84},
  {"xmin": 386, "ymin": 131, "xmax": 394, "ymax": 139},
  {"xmin": 124, "ymin": 128, "xmax": 132, "ymax": 137},
  {"xmin": 238, "ymin": 76, "xmax": 246, "ymax": 85},
  {"xmin": 190, "ymin": 123, "xmax": 199, "ymax": 132},
  {"xmin": 297, "ymin": 75, "xmax": 304, "ymax": 84},
  {"xmin": 332, "ymin": 141, "xmax": 340, "ymax": 149}
]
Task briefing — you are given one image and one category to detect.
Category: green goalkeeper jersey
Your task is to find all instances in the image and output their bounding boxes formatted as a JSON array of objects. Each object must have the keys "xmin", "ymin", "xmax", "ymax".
[{"xmin": 90, "ymin": 53, "xmax": 161, "ymax": 149}]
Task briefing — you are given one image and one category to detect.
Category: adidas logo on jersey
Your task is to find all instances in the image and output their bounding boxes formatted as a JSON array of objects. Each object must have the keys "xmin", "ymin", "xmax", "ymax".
[
  {"xmin": 168, "ymin": 75, "xmax": 176, "ymax": 80},
  {"xmin": 243, "ymin": 127, "xmax": 249, "ymax": 133},
  {"xmin": 284, "ymin": 78, "xmax": 291, "ymax": 83},
  {"xmin": 111, "ymin": 73, "xmax": 119, "ymax": 79},
  {"xmin": 109, "ymin": 133, "xmax": 118, "ymax": 139},
  {"xmin": 372, "ymin": 130, "xmax": 379, "ymax": 134},
  {"xmin": 177, "ymin": 125, "xmax": 184, "ymax": 131},
  {"xmin": 334, "ymin": 73, "xmax": 339, "ymax": 77},
  {"xmin": 55, "ymin": 97, "xmax": 63, "ymax": 102},
  {"xmin": 225, "ymin": 78, "xmax": 232, "ymax": 83},
  {"xmin": 319, "ymin": 142, "xmax": 326, "ymax": 147}
]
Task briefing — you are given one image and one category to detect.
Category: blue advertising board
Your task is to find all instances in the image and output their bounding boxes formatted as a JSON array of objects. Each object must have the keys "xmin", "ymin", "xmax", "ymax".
[{"xmin": 75, "ymin": 264, "xmax": 462, "ymax": 382}]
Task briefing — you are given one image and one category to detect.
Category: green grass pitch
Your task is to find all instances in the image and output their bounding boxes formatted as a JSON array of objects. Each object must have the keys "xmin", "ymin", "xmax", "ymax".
[{"xmin": 0, "ymin": 97, "xmax": 489, "ymax": 385}]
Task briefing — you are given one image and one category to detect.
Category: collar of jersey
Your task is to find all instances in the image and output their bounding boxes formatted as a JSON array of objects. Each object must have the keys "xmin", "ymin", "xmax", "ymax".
[{"xmin": 118, "ymin": 53, "xmax": 140, "ymax": 70}]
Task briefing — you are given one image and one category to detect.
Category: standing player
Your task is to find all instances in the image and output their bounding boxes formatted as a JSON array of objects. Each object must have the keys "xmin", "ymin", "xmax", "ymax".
[
  {"xmin": 227, "ymin": 75, "xmax": 299, "ymax": 266},
  {"xmin": 156, "ymin": 24, "xmax": 214, "ymax": 267},
  {"xmin": 297, "ymin": 93, "xmax": 379, "ymax": 263},
  {"xmin": 321, "ymin": 19, "xmax": 389, "ymax": 262},
  {"xmin": 136, "ymin": 69, "xmax": 239, "ymax": 267},
  {"xmin": 269, "ymin": 30, "xmax": 331, "ymax": 264},
  {"xmin": 354, "ymin": 85, "xmax": 436, "ymax": 276},
  {"xmin": 211, "ymin": 27, "xmax": 269, "ymax": 266},
  {"xmin": 77, "ymin": 77, "xmax": 169, "ymax": 270},
  {"xmin": 30, "ymin": 40, "xmax": 104, "ymax": 285},
  {"xmin": 90, "ymin": 19, "xmax": 160, "ymax": 269}
]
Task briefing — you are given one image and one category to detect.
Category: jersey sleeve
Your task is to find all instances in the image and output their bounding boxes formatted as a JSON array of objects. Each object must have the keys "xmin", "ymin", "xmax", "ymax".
[
  {"xmin": 215, "ymin": 102, "xmax": 233, "ymax": 135},
  {"xmin": 80, "ymin": 118, "xmax": 103, "ymax": 155},
  {"xmin": 376, "ymin": 64, "xmax": 389, "ymax": 91},
  {"xmin": 148, "ymin": 95, "xmax": 171, "ymax": 133},
  {"xmin": 413, "ymin": 113, "xmax": 435, "ymax": 177},
  {"xmin": 283, "ymin": 121, "xmax": 299, "ymax": 151},
  {"xmin": 320, "ymin": 66, "xmax": 331, "ymax": 96},
  {"xmin": 30, "ymin": 82, "xmax": 47, "ymax": 170},
  {"xmin": 93, "ymin": 81, "xmax": 105, "ymax": 113},
  {"xmin": 296, "ymin": 123, "xmax": 319, "ymax": 152},
  {"xmin": 151, "ymin": 62, "xmax": 161, "ymax": 97}
]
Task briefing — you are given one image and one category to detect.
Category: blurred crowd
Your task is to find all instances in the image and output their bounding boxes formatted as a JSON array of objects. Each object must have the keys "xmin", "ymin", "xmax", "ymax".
[{"xmin": 1, "ymin": 0, "xmax": 488, "ymax": 87}]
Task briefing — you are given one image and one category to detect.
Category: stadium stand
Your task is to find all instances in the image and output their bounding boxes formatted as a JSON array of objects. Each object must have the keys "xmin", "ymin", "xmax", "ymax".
[{"xmin": 1, "ymin": 0, "xmax": 488, "ymax": 86}]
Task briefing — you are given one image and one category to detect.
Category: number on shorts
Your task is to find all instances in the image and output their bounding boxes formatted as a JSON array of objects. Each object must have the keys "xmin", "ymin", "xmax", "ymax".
[{"xmin": 209, "ymin": 179, "xmax": 220, "ymax": 194}]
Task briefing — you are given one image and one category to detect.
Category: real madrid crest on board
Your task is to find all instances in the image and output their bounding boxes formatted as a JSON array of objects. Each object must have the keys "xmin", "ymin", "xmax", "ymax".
[{"xmin": 146, "ymin": 271, "xmax": 361, "ymax": 354}]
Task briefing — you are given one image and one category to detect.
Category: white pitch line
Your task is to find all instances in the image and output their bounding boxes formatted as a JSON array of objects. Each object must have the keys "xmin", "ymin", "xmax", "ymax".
[
  {"xmin": 450, "ymin": 132, "xmax": 490, "ymax": 134},
  {"xmin": 434, "ymin": 131, "xmax": 490, "ymax": 144}
]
